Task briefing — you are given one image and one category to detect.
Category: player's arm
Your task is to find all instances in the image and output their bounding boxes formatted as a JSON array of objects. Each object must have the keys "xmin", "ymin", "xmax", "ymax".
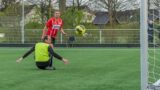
[
  {"xmin": 16, "ymin": 46, "xmax": 35, "ymax": 63},
  {"xmin": 60, "ymin": 28, "xmax": 67, "ymax": 36},
  {"xmin": 48, "ymin": 46, "xmax": 68, "ymax": 64},
  {"xmin": 42, "ymin": 18, "xmax": 52, "ymax": 39},
  {"xmin": 41, "ymin": 26, "xmax": 47, "ymax": 39}
]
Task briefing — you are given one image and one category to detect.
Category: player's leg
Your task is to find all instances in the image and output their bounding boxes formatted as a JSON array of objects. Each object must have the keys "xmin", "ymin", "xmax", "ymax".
[
  {"xmin": 49, "ymin": 37, "xmax": 56, "ymax": 67},
  {"xmin": 51, "ymin": 37, "xmax": 56, "ymax": 46},
  {"xmin": 49, "ymin": 37, "xmax": 56, "ymax": 48},
  {"xmin": 36, "ymin": 61, "xmax": 55, "ymax": 70},
  {"xmin": 48, "ymin": 56, "xmax": 56, "ymax": 70},
  {"xmin": 36, "ymin": 62, "xmax": 49, "ymax": 70}
]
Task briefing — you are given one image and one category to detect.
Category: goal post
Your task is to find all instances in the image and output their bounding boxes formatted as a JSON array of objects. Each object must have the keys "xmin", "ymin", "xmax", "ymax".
[{"xmin": 140, "ymin": 0, "xmax": 148, "ymax": 90}]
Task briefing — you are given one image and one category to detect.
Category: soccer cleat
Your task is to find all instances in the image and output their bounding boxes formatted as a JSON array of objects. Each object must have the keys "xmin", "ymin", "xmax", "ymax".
[{"xmin": 53, "ymin": 67, "xmax": 56, "ymax": 70}]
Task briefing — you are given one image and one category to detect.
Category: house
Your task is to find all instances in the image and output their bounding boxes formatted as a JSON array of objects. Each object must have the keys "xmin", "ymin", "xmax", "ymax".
[{"xmin": 93, "ymin": 12, "xmax": 108, "ymax": 25}]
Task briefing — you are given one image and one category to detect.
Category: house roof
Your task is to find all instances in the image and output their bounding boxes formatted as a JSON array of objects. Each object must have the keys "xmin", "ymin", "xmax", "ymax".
[{"xmin": 93, "ymin": 12, "xmax": 108, "ymax": 25}]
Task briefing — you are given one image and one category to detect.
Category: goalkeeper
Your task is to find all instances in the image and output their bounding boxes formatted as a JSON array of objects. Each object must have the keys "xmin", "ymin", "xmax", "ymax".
[{"xmin": 16, "ymin": 36, "xmax": 68, "ymax": 70}]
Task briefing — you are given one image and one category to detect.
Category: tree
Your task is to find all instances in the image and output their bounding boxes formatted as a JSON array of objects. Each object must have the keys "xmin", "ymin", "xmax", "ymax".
[
  {"xmin": 88, "ymin": 0, "xmax": 127, "ymax": 27},
  {"xmin": 148, "ymin": 0, "xmax": 150, "ymax": 11},
  {"xmin": 61, "ymin": 7, "xmax": 84, "ymax": 28},
  {"xmin": 38, "ymin": 0, "xmax": 52, "ymax": 21},
  {"xmin": 48, "ymin": 0, "xmax": 52, "ymax": 18},
  {"xmin": 127, "ymin": 0, "xmax": 139, "ymax": 9},
  {"xmin": 153, "ymin": 0, "xmax": 160, "ymax": 24},
  {"xmin": 0, "ymin": 0, "xmax": 22, "ymax": 16},
  {"xmin": 0, "ymin": 0, "xmax": 20, "ymax": 11},
  {"xmin": 127, "ymin": 0, "xmax": 140, "ymax": 22},
  {"xmin": 59, "ymin": 0, "xmax": 66, "ymax": 13},
  {"xmin": 1, "ymin": 0, "xmax": 15, "ymax": 7},
  {"xmin": 66, "ymin": 0, "xmax": 89, "ymax": 10},
  {"xmin": 38, "ymin": 0, "xmax": 48, "ymax": 24},
  {"xmin": 74, "ymin": 0, "xmax": 88, "ymax": 10},
  {"xmin": 27, "ymin": 0, "xmax": 54, "ymax": 23},
  {"xmin": 153, "ymin": 0, "xmax": 160, "ymax": 9}
]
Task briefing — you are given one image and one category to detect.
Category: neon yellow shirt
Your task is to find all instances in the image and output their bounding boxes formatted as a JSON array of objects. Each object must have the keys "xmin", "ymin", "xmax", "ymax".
[{"xmin": 35, "ymin": 43, "xmax": 50, "ymax": 62}]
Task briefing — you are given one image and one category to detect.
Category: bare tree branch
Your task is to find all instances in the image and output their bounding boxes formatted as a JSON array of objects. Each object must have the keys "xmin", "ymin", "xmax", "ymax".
[{"xmin": 153, "ymin": 0, "xmax": 160, "ymax": 9}]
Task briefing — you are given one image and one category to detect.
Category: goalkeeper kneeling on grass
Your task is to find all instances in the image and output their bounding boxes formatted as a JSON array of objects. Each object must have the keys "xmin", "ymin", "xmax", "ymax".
[{"xmin": 16, "ymin": 36, "xmax": 68, "ymax": 70}]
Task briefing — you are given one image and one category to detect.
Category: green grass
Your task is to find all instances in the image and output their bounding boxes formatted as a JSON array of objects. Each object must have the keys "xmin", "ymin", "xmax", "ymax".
[{"xmin": 0, "ymin": 48, "xmax": 140, "ymax": 90}]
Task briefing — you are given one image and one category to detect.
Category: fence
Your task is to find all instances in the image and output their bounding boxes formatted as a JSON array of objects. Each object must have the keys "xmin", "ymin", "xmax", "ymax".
[{"xmin": 0, "ymin": 29, "xmax": 140, "ymax": 44}]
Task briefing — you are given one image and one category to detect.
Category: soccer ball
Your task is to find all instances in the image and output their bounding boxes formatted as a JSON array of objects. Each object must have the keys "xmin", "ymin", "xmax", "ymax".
[{"xmin": 75, "ymin": 25, "xmax": 86, "ymax": 36}]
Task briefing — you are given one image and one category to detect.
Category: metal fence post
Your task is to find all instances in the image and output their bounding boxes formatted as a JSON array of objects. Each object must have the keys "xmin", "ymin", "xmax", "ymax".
[
  {"xmin": 21, "ymin": 0, "xmax": 24, "ymax": 44},
  {"xmin": 61, "ymin": 33, "xmax": 63, "ymax": 44},
  {"xmin": 100, "ymin": 29, "xmax": 102, "ymax": 44}
]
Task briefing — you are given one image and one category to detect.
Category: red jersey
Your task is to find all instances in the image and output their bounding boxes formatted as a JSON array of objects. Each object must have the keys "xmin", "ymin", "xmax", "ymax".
[{"xmin": 46, "ymin": 17, "xmax": 63, "ymax": 38}]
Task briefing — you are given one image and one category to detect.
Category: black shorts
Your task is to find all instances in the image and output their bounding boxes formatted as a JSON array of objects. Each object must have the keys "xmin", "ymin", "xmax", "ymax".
[
  {"xmin": 51, "ymin": 37, "xmax": 56, "ymax": 45},
  {"xmin": 36, "ymin": 61, "xmax": 50, "ymax": 69}
]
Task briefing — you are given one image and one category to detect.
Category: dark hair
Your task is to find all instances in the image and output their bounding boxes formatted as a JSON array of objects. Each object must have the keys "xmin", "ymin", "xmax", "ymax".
[{"xmin": 43, "ymin": 36, "xmax": 48, "ymax": 42}]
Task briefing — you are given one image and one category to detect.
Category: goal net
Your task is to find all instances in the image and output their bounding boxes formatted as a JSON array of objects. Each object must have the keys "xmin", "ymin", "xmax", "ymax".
[{"xmin": 147, "ymin": 0, "xmax": 160, "ymax": 90}]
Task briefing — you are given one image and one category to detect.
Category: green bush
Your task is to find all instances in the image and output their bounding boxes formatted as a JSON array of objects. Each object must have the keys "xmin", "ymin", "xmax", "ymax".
[
  {"xmin": 61, "ymin": 8, "xmax": 84, "ymax": 28},
  {"xmin": 25, "ymin": 22, "xmax": 44, "ymax": 29},
  {"xmin": 0, "ymin": 12, "xmax": 5, "ymax": 16}
]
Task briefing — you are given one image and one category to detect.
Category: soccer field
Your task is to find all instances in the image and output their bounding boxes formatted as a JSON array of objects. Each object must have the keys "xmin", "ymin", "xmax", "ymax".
[{"xmin": 0, "ymin": 48, "xmax": 140, "ymax": 90}]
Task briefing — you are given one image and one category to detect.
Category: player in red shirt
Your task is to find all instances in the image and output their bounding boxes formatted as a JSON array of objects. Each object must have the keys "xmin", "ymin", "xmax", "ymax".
[{"xmin": 41, "ymin": 10, "xmax": 67, "ymax": 47}]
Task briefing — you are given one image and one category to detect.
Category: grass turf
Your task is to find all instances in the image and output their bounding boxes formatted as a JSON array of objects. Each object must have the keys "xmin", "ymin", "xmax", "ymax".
[{"xmin": 0, "ymin": 48, "xmax": 140, "ymax": 90}]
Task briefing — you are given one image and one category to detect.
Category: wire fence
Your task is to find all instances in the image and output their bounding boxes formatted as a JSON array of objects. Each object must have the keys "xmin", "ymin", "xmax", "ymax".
[
  {"xmin": 0, "ymin": 29, "xmax": 141, "ymax": 44},
  {"xmin": 0, "ymin": 15, "xmax": 141, "ymax": 45},
  {"xmin": 0, "ymin": 0, "xmax": 142, "ymax": 45}
]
